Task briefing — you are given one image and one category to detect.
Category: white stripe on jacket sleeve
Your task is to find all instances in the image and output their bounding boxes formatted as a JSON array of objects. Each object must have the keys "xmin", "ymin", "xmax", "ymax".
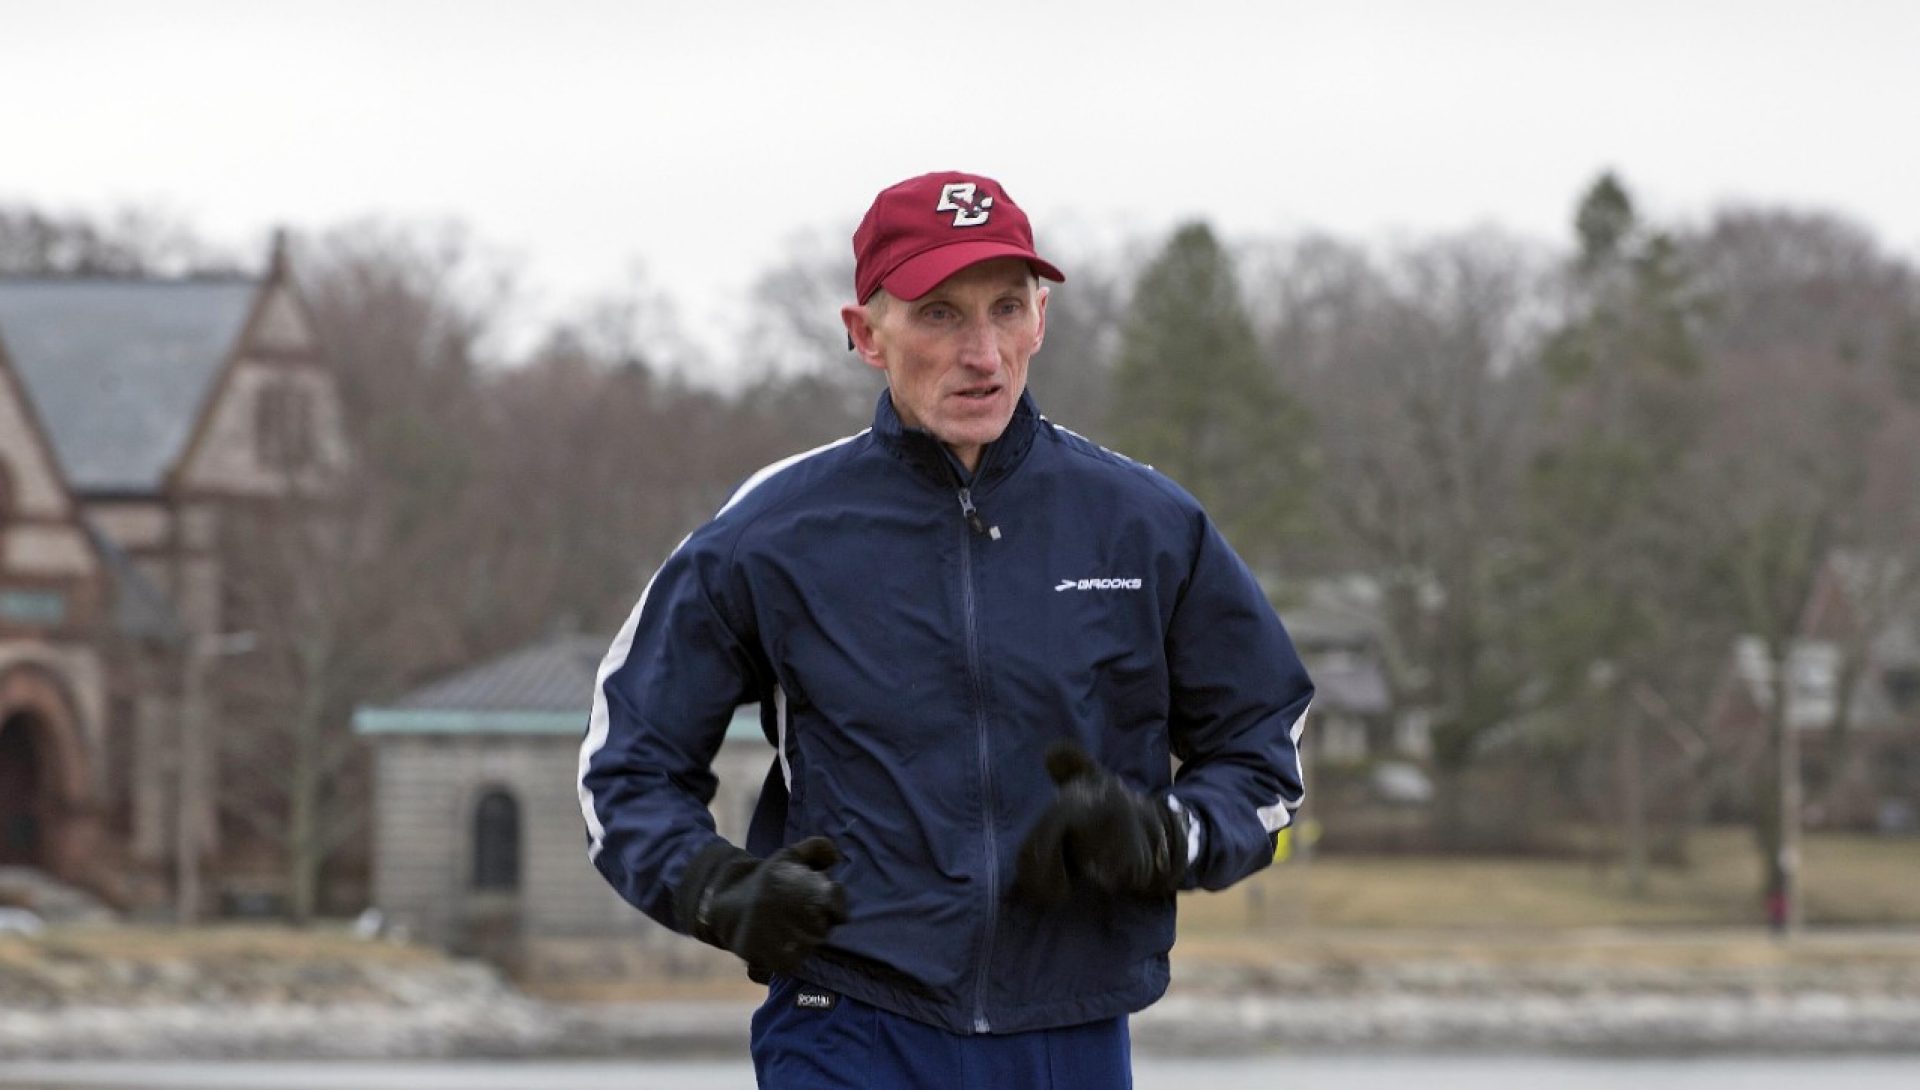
[
  {"xmin": 1255, "ymin": 702, "xmax": 1311, "ymax": 834},
  {"xmin": 577, "ymin": 430, "xmax": 867, "ymax": 864},
  {"xmin": 578, "ymin": 536, "xmax": 685, "ymax": 863}
]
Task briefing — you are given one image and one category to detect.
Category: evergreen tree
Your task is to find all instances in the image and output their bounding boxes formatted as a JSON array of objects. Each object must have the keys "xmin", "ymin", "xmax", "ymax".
[
  {"xmin": 1524, "ymin": 173, "xmax": 1711, "ymax": 891},
  {"xmin": 1108, "ymin": 222, "xmax": 1312, "ymax": 563}
]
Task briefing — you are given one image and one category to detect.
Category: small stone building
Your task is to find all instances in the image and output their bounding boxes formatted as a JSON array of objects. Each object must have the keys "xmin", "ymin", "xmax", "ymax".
[{"xmin": 353, "ymin": 633, "xmax": 773, "ymax": 963}]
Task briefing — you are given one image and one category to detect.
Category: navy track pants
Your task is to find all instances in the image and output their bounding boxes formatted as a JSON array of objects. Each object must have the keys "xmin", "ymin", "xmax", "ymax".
[{"xmin": 750, "ymin": 974, "xmax": 1133, "ymax": 1089}]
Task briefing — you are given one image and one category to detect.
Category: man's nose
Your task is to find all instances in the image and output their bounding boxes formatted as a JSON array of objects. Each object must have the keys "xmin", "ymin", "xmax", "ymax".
[{"xmin": 957, "ymin": 320, "xmax": 999, "ymax": 371}]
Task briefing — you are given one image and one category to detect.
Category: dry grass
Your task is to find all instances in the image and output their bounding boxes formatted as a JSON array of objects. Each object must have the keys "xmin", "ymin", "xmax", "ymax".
[
  {"xmin": 1170, "ymin": 927, "xmax": 1920, "ymax": 977},
  {"xmin": 1182, "ymin": 825, "xmax": 1920, "ymax": 935},
  {"xmin": 521, "ymin": 976, "xmax": 764, "ymax": 1002},
  {"xmin": 1, "ymin": 826, "xmax": 1913, "ymax": 987},
  {"xmin": 0, "ymin": 923, "xmax": 439, "ymax": 968}
]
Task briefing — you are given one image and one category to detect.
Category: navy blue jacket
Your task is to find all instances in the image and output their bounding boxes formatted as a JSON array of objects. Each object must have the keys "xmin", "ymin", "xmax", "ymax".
[{"xmin": 579, "ymin": 390, "xmax": 1312, "ymax": 1034}]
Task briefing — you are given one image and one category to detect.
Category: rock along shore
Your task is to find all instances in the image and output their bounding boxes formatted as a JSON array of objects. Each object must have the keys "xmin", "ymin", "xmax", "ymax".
[{"xmin": 4, "ymin": 929, "xmax": 1920, "ymax": 1059}]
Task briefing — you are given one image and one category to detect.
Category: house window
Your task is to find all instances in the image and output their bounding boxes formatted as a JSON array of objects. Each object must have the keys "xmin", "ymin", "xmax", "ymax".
[
  {"xmin": 255, "ymin": 383, "xmax": 317, "ymax": 472},
  {"xmin": 0, "ymin": 591, "xmax": 65, "ymax": 625},
  {"xmin": 1884, "ymin": 668, "xmax": 1920, "ymax": 715},
  {"xmin": 471, "ymin": 788, "xmax": 521, "ymax": 892}
]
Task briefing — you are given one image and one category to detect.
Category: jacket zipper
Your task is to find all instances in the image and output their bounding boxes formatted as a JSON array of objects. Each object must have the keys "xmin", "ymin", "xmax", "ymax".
[
  {"xmin": 959, "ymin": 497, "xmax": 998, "ymax": 1034},
  {"xmin": 957, "ymin": 487, "xmax": 999, "ymax": 540},
  {"xmin": 957, "ymin": 488, "xmax": 986, "ymax": 535},
  {"xmin": 948, "ymin": 459, "xmax": 1000, "ymax": 1033}
]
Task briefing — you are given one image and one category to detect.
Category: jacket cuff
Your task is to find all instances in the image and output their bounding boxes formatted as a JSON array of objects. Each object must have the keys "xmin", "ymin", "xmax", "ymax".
[
  {"xmin": 1165, "ymin": 795, "xmax": 1203, "ymax": 875},
  {"xmin": 672, "ymin": 839, "xmax": 756, "ymax": 942},
  {"xmin": 1164, "ymin": 795, "xmax": 1208, "ymax": 890}
]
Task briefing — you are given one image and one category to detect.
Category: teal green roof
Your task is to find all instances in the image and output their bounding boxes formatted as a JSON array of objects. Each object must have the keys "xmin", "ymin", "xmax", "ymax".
[{"xmin": 353, "ymin": 704, "xmax": 765, "ymax": 740}]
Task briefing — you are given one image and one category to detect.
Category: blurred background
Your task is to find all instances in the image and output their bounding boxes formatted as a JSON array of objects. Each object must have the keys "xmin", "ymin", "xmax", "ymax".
[{"xmin": 2, "ymin": 1, "xmax": 1918, "ymax": 1087}]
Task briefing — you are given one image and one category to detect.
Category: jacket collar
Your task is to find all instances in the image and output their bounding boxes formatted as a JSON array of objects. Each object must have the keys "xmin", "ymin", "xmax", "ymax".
[{"xmin": 872, "ymin": 388, "xmax": 1041, "ymax": 489}]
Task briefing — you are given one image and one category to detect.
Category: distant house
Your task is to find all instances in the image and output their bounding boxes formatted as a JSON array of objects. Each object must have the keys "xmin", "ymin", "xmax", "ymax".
[
  {"xmin": 0, "ymin": 237, "xmax": 348, "ymax": 905},
  {"xmin": 0, "ymin": 320, "xmax": 108, "ymax": 886},
  {"xmin": 353, "ymin": 633, "xmax": 773, "ymax": 961},
  {"xmin": 1705, "ymin": 554, "xmax": 1920, "ymax": 832},
  {"xmin": 1280, "ymin": 576, "xmax": 1427, "ymax": 770}
]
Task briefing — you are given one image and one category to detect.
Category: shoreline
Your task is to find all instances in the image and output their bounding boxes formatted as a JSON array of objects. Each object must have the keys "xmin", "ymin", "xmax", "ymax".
[
  {"xmin": 6, "ymin": 929, "xmax": 1920, "ymax": 1060},
  {"xmin": 6, "ymin": 989, "xmax": 1920, "ymax": 1060},
  {"xmin": 5, "ymin": 993, "xmax": 1920, "ymax": 1060}
]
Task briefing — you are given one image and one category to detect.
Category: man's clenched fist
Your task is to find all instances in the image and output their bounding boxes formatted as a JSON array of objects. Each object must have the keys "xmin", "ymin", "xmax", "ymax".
[
  {"xmin": 1014, "ymin": 743, "xmax": 1189, "ymax": 907},
  {"xmin": 676, "ymin": 836, "xmax": 849, "ymax": 975}
]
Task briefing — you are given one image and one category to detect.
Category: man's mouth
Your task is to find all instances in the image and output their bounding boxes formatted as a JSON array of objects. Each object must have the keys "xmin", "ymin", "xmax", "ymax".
[{"xmin": 953, "ymin": 385, "xmax": 1001, "ymax": 401}]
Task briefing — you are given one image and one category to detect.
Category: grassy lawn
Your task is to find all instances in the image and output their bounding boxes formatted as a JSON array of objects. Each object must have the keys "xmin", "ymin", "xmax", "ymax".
[
  {"xmin": 0, "ymin": 922, "xmax": 439, "ymax": 970},
  {"xmin": 0, "ymin": 825, "xmax": 1913, "ymax": 991},
  {"xmin": 1181, "ymin": 825, "xmax": 1920, "ymax": 934}
]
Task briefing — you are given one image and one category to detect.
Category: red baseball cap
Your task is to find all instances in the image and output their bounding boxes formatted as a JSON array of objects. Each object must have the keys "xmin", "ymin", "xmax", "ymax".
[{"xmin": 852, "ymin": 171, "xmax": 1065, "ymax": 303}]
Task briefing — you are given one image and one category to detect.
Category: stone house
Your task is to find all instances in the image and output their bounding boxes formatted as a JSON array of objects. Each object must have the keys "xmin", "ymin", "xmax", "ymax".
[
  {"xmin": 353, "ymin": 633, "xmax": 772, "ymax": 966},
  {"xmin": 0, "ymin": 238, "xmax": 349, "ymax": 908}
]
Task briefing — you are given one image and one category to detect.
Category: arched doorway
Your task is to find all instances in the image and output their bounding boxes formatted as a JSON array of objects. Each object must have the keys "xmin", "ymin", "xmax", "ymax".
[
  {"xmin": 457, "ymin": 784, "xmax": 523, "ymax": 960},
  {"xmin": 0, "ymin": 711, "xmax": 48, "ymax": 867},
  {"xmin": 471, "ymin": 788, "xmax": 521, "ymax": 892},
  {"xmin": 0, "ymin": 664, "xmax": 95, "ymax": 882}
]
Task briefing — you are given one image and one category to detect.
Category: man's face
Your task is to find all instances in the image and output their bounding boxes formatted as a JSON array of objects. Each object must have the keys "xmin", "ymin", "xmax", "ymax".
[{"xmin": 843, "ymin": 258, "xmax": 1048, "ymax": 473}]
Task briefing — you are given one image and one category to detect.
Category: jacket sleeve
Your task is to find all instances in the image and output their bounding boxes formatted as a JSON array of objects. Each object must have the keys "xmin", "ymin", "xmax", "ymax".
[
  {"xmin": 577, "ymin": 532, "xmax": 764, "ymax": 932},
  {"xmin": 1164, "ymin": 514, "xmax": 1313, "ymax": 891}
]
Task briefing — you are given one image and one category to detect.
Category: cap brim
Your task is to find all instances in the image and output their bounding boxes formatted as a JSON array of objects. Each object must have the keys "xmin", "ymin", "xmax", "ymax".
[{"xmin": 882, "ymin": 240, "xmax": 1066, "ymax": 302}]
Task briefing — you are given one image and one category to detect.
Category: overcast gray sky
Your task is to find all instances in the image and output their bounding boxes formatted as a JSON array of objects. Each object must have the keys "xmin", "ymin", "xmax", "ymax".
[{"xmin": 5, "ymin": 0, "xmax": 1916, "ymax": 363}]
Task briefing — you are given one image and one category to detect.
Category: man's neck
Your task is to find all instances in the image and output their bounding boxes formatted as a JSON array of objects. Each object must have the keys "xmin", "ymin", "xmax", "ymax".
[{"xmin": 947, "ymin": 443, "xmax": 983, "ymax": 476}]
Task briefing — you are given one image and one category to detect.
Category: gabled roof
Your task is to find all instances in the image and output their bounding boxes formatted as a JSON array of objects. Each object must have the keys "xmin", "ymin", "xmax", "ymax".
[
  {"xmin": 390, "ymin": 634, "xmax": 608, "ymax": 713},
  {"xmin": 1281, "ymin": 574, "xmax": 1393, "ymax": 648},
  {"xmin": 1826, "ymin": 552, "xmax": 1920, "ymax": 668},
  {"xmin": 1271, "ymin": 575, "xmax": 1397, "ymax": 717},
  {"xmin": 353, "ymin": 633, "xmax": 764, "ymax": 740},
  {"xmin": 1731, "ymin": 635, "xmax": 1905, "ymax": 730},
  {"xmin": 0, "ymin": 278, "xmax": 258, "ymax": 493},
  {"xmin": 1305, "ymin": 647, "xmax": 1394, "ymax": 717}
]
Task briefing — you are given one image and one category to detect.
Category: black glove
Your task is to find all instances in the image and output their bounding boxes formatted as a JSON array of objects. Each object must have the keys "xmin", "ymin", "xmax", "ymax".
[
  {"xmin": 674, "ymin": 836, "xmax": 849, "ymax": 975},
  {"xmin": 1014, "ymin": 743, "xmax": 1189, "ymax": 908}
]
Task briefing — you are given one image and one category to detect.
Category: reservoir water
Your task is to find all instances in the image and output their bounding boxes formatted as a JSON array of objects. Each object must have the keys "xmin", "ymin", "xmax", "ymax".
[{"xmin": 4, "ymin": 1056, "xmax": 1920, "ymax": 1089}]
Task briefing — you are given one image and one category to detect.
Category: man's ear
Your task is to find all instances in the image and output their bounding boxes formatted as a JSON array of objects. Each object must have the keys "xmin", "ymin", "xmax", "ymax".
[
  {"xmin": 842, "ymin": 302, "xmax": 890, "ymax": 372},
  {"xmin": 1031, "ymin": 285, "xmax": 1050, "ymax": 355}
]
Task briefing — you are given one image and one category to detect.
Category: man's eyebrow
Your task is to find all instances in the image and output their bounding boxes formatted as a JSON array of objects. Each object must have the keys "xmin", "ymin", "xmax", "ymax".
[{"xmin": 916, "ymin": 274, "xmax": 1035, "ymax": 308}]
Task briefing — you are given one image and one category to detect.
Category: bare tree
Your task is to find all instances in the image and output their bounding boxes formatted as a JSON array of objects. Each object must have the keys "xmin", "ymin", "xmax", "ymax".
[
  {"xmin": 1264, "ymin": 231, "xmax": 1548, "ymax": 842},
  {"xmin": 732, "ymin": 227, "xmax": 877, "ymax": 428},
  {"xmin": 215, "ymin": 478, "xmax": 380, "ymax": 921},
  {"xmin": 472, "ymin": 343, "xmax": 741, "ymax": 636},
  {"xmin": 0, "ymin": 204, "xmax": 238, "ymax": 276},
  {"xmin": 1022, "ymin": 245, "xmax": 1130, "ymax": 441},
  {"xmin": 195, "ymin": 223, "xmax": 522, "ymax": 921},
  {"xmin": 1684, "ymin": 208, "xmax": 1920, "ymax": 928},
  {"xmin": 293, "ymin": 219, "xmax": 523, "ymax": 667}
]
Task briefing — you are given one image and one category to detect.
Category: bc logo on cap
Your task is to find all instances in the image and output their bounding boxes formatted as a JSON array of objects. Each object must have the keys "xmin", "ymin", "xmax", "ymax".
[{"xmin": 936, "ymin": 183, "xmax": 994, "ymax": 228}]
